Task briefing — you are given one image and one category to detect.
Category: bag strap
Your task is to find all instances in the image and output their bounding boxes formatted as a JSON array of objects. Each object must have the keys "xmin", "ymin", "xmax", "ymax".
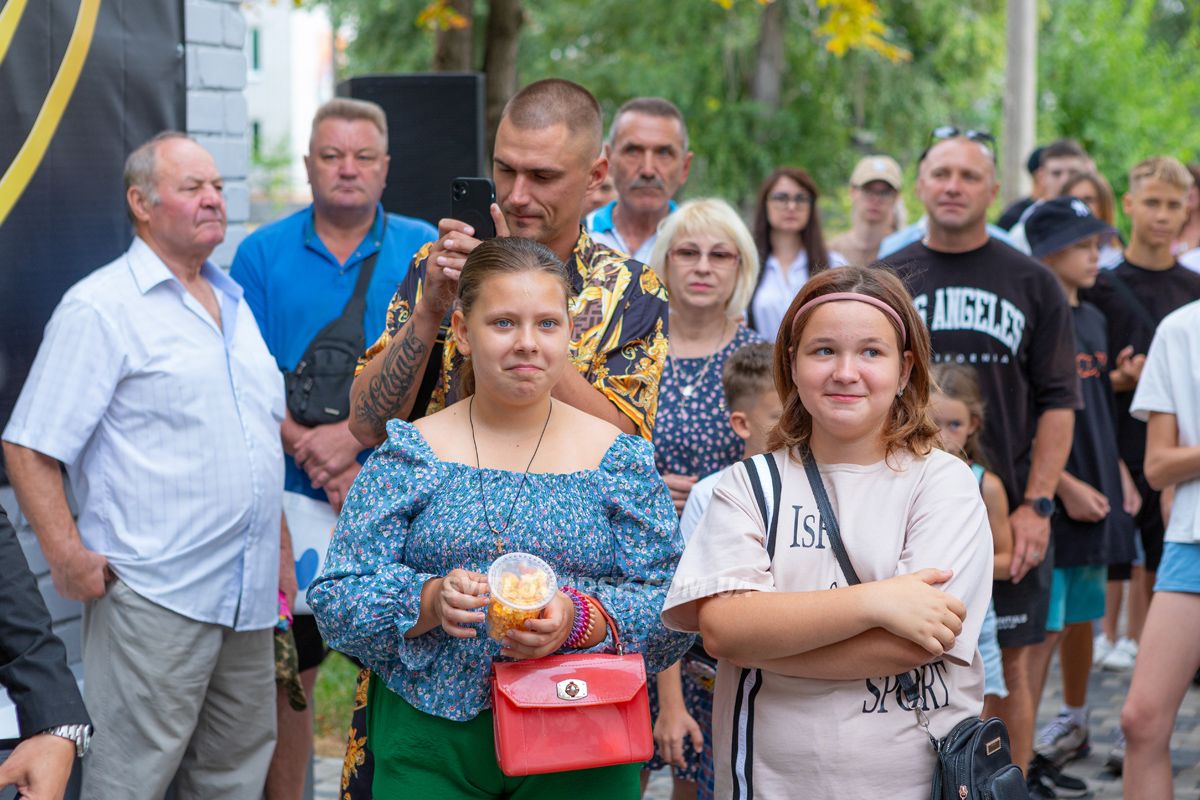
[
  {"xmin": 590, "ymin": 597, "xmax": 625, "ymax": 655},
  {"xmin": 741, "ymin": 452, "xmax": 783, "ymax": 560},
  {"xmin": 1105, "ymin": 269, "xmax": 1158, "ymax": 334},
  {"xmin": 800, "ymin": 450, "xmax": 935, "ymax": 743},
  {"xmin": 340, "ymin": 249, "xmax": 381, "ymax": 329}
]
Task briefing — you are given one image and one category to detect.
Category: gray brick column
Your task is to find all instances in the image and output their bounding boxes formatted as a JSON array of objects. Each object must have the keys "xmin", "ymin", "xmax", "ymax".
[{"xmin": 185, "ymin": 0, "xmax": 250, "ymax": 267}]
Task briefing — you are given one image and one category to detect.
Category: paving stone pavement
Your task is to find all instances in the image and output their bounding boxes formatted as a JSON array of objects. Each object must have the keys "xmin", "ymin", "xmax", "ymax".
[{"xmin": 314, "ymin": 656, "xmax": 1200, "ymax": 798}]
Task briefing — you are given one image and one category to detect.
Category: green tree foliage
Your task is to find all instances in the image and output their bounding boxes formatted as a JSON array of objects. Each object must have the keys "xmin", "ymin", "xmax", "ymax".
[
  {"xmin": 309, "ymin": 0, "xmax": 1199, "ymax": 223},
  {"xmin": 1038, "ymin": 0, "xmax": 1200, "ymax": 198}
]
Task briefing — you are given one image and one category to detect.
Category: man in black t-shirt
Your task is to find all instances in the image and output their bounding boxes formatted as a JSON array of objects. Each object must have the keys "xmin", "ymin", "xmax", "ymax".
[
  {"xmin": 1079, "ymin": 156, "xmax": 1200, "ymax": 614},
  {"xmin": 882, "ymin": 132, "xmax": 1080, "ymax": 776}
]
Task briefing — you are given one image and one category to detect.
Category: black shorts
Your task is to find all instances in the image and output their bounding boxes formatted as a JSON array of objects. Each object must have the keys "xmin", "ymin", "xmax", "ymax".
[
  {"xmin": 293, "ymin": 614, "xmax": 329, "ymax": 673},
  {"xmin": 992, "ymin": 550, "xmax": 1055, "ymax": 649}
]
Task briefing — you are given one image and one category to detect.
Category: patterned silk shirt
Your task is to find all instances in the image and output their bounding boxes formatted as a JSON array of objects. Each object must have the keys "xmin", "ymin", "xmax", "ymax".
[{"xmin": 357, "ymin": 227, "xmax": 669, "ymax": 439}]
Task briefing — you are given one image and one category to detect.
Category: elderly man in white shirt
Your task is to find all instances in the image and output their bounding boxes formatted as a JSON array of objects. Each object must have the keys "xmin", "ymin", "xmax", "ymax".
[{"xmin": 2, "ymin": 132, "xmax": 288, "ymax": 799}]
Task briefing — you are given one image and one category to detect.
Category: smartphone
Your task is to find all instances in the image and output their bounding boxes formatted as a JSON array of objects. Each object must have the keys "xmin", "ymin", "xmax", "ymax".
[{"xmin": 451, "ymin": 177, "xmax": 497, "ymax": 240}]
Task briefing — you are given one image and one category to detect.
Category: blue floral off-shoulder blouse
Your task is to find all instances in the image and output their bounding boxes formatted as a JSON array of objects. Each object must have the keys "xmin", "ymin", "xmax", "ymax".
[{"xmin": 308, "ymin": 419, "xmax": 692, "ymax": 722}]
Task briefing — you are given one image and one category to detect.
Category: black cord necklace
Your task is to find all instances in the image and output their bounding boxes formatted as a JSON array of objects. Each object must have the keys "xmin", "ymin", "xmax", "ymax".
[{"xmin": 469, "ymin": 395, "xmax": 554, "ymax": 553}]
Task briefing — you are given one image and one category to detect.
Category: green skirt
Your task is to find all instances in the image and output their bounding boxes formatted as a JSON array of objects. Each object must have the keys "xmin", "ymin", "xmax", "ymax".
[{"xmin": 367, "ymin": 674, "xmax": 642, "ymax": 799}]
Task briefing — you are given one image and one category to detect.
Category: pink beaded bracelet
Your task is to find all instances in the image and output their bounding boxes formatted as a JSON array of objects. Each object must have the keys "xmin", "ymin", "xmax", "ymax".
[{"xmin": 561, "ymin": 587, "xmax": 594, "ymax": 649}]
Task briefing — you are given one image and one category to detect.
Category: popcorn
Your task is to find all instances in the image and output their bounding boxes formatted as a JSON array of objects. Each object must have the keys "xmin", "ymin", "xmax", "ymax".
[{"xmin": 486, "ymin": 553, "xmax": 557, "ymax": 642}]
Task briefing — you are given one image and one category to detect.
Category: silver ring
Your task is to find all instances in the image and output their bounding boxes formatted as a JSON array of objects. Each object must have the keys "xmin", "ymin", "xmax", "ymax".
[{"xmin": 1031, "ymin": 549, "xmax": 1042, "ymax": 559}]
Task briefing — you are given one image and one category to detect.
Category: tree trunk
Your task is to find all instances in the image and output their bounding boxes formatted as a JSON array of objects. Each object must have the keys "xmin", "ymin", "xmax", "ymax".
[
  {"xmin": 750, "ymin": 1, "xmax": 785, "ymax": 110},
  {"xmin": 483, "ymin": 0, "xmax": 525, "ymax": 162},
  {"xmin": 433, "ymin": 0, "xmax": 474, "ymax": 72}
]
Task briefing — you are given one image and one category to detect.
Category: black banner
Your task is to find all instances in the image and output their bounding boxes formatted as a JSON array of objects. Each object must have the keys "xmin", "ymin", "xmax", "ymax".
[{"xmin": 0, "ymin": 0, "xmax": 184, "ymax": 480}]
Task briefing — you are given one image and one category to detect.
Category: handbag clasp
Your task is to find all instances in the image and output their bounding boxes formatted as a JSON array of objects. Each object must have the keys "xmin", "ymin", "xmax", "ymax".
[{"xmin": 556, "ymin": 679, "xmax": 588, "ymax": 701}]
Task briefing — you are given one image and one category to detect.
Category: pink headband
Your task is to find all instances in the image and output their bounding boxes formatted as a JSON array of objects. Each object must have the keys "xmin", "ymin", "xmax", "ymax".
[{"xmin": 791, "ymin": 292, "xmax": 907, "ymax": 344}]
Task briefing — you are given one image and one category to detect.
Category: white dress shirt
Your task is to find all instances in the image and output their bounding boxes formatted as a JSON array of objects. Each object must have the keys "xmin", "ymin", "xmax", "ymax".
[
  {"xmin": 751, "ymin": 249, "xmax": 849, "ymax": 341},
  {"xmin": 4, "ymin": 238, "xmax": 285, "ymax": 630}
]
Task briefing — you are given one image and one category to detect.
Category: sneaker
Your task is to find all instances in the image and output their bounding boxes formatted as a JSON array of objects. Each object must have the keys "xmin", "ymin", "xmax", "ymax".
[
  {"xmin": 1029, "ymin": 755, "xmax": 1089, "ymax": 798},
  {"xmin": 1106, "ymin": 733, "xmax": 1125, "ymax": 774},
  {"xmin": 1099, "ymin": 636, "xmax": 1137, "ymax": 671},
  {"xmin": 1092, "ymin": 633, "xmax": 1114, "ymax": 667},
  {"xmin": 1034, "ymin": 712, "xmax": 1091, "ymax": 765}
]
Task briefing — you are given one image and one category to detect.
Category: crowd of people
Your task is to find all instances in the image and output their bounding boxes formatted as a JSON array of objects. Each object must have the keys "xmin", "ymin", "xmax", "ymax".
[{"xmin": 1, "ymin": 74, "xmax": 1199, "ymax": 800}]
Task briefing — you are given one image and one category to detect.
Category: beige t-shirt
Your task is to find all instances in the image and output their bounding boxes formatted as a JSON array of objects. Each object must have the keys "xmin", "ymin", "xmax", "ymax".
[{"xmin": 662, "ymin": 447, "xmax": 992, "ymax": 800}]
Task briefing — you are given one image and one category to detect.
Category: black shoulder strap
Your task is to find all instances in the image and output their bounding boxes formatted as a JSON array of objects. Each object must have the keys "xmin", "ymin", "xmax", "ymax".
[
  {"xmin": 1105, "ymin": 269, "xmax": 1158, "ymax": 333},
  {"xmin": 800, "ymin": 451, "xmax": 922, "ymax": 707},
  {"xmin": 341, "ymin": 249, "xmax": 380, "ymax": 327}
]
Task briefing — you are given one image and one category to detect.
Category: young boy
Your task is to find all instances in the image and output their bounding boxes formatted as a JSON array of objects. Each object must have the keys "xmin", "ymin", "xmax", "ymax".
[
  {"xmin": 1022, "ymin": 197, "xmax": 1139, "ymax": 799},
  {"xmin": 652, "ymin": 343, "xmax": 780, "ymax": 800},
  {"xmin": 679, "ymin": 342, "xmax": 781, "ymax": 541},
  {"xmin": 1122, "ymin": 298, "xmax": 1200, "ymax": 799}
]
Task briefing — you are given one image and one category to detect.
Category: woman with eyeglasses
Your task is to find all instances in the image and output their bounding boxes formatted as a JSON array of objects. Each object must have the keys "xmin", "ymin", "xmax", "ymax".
[
  {"xmin": 749, "ymin": 167, "xmax": 846, "ymax": 341},
  {"xmin": 642, "ymin": 198, "xmax": 763, "ymax": 800}
]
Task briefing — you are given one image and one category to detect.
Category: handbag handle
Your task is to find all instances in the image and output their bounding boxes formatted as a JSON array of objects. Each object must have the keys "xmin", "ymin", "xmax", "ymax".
[
  {"xmin": 801, "ymin": 451, "xmax": 933, "ymax": 738},
  {"xmin": 584, "ymin": 595, "xmax": 626, "ymax": 656}
]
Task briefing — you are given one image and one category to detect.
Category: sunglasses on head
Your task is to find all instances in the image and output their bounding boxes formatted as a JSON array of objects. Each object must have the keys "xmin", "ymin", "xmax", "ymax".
[{"xmin": 921, "ymin": 126, "xmax": 997, "ymax": 163}]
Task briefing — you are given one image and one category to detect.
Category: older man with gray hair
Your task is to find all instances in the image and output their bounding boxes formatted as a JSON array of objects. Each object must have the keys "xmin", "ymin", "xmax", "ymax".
[
  {"xmin": 2, "ymin": 132, "xmax": 288, "ymax": 798},
  {"xmin": 586, "ymin": 96, "xmax": 692, "ymax": 261}
]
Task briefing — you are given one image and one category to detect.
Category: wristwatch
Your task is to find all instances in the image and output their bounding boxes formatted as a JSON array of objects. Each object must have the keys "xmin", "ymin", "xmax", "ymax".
[
  {"xmin": 43, "ymin": 723, "xmax": 93, "ymax": 758},
  {"xmin": 1023, "ymin": 496, "xmax": 1055, "ymax": 518}
]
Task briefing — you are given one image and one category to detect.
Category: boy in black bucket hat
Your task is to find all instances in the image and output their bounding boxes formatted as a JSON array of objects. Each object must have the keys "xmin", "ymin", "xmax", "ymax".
[{"xmin": 1022, "ymin": 196, "xmax": 1138, "ymax": 798}]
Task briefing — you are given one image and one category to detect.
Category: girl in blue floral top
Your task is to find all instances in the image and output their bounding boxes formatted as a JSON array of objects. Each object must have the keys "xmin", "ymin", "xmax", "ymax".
[{"xmin": 309, "ymin": 237, "xmax": 689, "ymax": 798}]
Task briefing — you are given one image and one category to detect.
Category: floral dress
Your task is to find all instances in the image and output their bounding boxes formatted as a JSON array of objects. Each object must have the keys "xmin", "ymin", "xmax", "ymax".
[
  {"xmin": 309, "ymin": 421, "xmax": 691, "ymax": 784},
  {"xmin": 646, "ymin": 323, "xmax": 762, "ymax": 795},
  {"xmin": 654, "ymin": 324, "xmax": 764, "ymax": 480}
]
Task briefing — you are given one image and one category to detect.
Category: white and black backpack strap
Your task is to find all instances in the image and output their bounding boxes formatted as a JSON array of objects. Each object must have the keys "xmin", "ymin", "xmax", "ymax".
[{"xmin": 727, "ymin": 452, "xmax": 783, "ymax": 800}]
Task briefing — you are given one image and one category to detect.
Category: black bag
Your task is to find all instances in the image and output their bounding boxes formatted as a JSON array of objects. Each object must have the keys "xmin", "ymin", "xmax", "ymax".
[
  {"xmin": 796, "ymin": 451, "xmax": 1030, "ymax": 800},
  {"xmin": 285, "ymin": 251, "xmax": 379, "ymax": 426}
]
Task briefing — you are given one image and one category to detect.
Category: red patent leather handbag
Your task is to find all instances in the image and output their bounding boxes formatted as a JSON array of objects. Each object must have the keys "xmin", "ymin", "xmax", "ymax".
[{"xmin": 490, "ymin": 603, "xmax": 653, "ymax": 776}]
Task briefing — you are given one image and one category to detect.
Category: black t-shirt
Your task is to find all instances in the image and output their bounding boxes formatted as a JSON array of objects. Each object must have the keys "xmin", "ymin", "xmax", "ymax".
[
  {"xmin": 885, "ymin": 240, "xmax": 1081, "ymax": 508},
  {"xmin": 1079, "ymin": 260, "xmax": 1200, "ymax": 473},
  {"xmin": 996, "ymin": 197, "xmax": 1034, "ymax": 231},
  {"xmin": 1053, "ymin": 303, "xmax": 1135, "ymax": 567}
]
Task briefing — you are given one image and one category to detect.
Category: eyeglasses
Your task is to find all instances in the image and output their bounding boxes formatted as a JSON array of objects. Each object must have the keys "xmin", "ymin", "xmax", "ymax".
[
  {"xmin": 767, "ymin": 192, "xmax": 812, "ymax": 208},
  {"xmin": 669, "ymin": 246, "xmax": 741, "ymax": 269}
]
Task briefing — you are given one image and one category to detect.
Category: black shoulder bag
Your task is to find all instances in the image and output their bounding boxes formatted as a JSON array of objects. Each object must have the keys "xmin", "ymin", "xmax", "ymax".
[
  {"xmin": 285, "ymin": 251, "xmax": 379, "ymax": 426},
  {"xmin": 799, "ymin": 452, "xmax": 1030, "ymax": 800}
]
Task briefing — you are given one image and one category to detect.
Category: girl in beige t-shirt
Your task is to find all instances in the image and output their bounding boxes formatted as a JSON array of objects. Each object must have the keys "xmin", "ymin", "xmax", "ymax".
[{"xmin": 662, "ymin": 266, "xmax": 993, "ymax": 800}]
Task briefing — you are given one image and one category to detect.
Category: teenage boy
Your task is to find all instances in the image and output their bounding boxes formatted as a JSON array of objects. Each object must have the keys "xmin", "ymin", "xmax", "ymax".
[
  {"xmin": 1021, "ymin": 198, "xmax": 1139, "ymax": 798},
  {"xmin": 680, "ymin": 342, "xmax": 782, "ymax": 540},
  {"xmin": 1080, "ymin": 159, "xmax": 1200, "ymax": 616},
  {"xmin": 1122, "ymin": 298, "xmax": 1200, "ymax": 800}
]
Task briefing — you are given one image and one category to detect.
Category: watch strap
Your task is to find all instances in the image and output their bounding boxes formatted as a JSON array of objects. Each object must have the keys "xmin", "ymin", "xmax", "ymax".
[{"xmin": 43, "ymin": 723, "xmax": 92, "ymax": 758}]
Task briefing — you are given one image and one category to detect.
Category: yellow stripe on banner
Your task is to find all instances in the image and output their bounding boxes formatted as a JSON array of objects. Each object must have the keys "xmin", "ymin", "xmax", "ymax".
[
  {"xmin": 0, "ymin": 0, "xmax": 30, "ymax": 66},
  {"xmin": 0, "ymin": 0, "xmax": 101, "ymax": 228}
]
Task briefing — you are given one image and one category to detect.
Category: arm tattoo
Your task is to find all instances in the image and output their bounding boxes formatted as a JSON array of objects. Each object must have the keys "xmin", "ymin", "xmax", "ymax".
[{"xmin": 353, "ymin": 324, "xmax": 430, "ymax": 437}]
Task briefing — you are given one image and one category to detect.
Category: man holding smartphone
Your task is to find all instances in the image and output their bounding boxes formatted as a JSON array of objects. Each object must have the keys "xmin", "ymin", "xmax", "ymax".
[
  {"xmin": 350, "ymin": 78, "xmax": 669, "ymax": 446},
  {"xmin": 230, "ymin": 98, "xmax": 435, "ymax": 800}
]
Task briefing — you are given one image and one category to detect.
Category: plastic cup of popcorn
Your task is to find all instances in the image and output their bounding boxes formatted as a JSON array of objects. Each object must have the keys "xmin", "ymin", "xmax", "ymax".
[{"xmin": 487, "ymin": 553, "xmax": 558, "ymax": 642}]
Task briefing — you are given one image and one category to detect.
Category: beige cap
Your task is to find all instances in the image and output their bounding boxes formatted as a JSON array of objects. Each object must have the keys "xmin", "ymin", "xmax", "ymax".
[{"xmin": 850, "ymin": 155, "xmax": 902, "ymax": 190}]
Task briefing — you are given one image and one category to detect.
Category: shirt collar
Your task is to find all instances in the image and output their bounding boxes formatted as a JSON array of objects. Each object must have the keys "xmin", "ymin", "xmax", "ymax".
[
  {"xmin": 301, "ymin": 202, "xmax": 387, "ymax": 266},
  {"xmin": 126, "ymin": 236, "xmax": 242, "ymax": 302},
  {"xmin": 590, "ymin": 199, "xmax": 679, "ymax": 235}
]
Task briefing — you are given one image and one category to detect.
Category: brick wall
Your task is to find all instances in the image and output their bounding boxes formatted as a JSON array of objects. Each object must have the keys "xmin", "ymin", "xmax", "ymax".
[{"xmin": 185, "ymin": 0, "xmax": 251, "ymax": 267}]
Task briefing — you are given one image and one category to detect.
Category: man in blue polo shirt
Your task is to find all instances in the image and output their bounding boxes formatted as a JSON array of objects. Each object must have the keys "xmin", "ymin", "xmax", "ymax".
[
  {"xmin": 230, "ymin": 97, "xmax": 435, "ymax": 800},
  {"xmin": 585, "ymin": 96, "xmax": 691, "ymax": 261}
]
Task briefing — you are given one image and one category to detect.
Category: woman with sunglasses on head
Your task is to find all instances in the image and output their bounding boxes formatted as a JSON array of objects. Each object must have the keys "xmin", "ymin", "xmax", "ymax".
[
  {"xmin": 308, "ymin": 237, "xmax": 691, "ymax": 799},
  {"xmin": 663, "ymin": 266, "xmax": 994, "ymax": 799},
  {"xmin": 749, "ymin": 167, "xmax": 846, "ymax": 341},
  {"xmin": 641, "ymin": 199, "xmax": 764, "ymax": 800}
]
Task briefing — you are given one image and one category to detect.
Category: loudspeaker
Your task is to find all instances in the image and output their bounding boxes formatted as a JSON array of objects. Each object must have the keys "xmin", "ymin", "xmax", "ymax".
[{"xmin": 338, "ymin": 73, "xmax": 486, "ymax": 227}]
